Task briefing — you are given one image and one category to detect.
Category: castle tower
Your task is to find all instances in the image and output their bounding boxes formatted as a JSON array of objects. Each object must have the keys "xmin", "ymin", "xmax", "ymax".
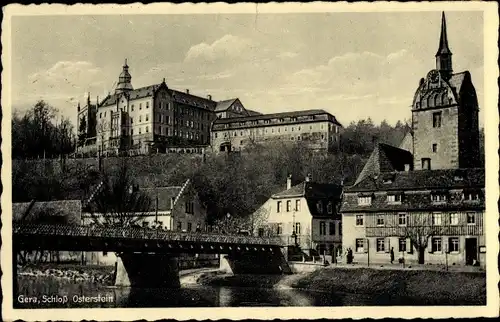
[
  {"xmin": 115, "ymin": 59, "xmax": 133, "ymax": 95},
  {"xmin": 411, "ymin": 12, "xmax": 480, "ymax": 170}
]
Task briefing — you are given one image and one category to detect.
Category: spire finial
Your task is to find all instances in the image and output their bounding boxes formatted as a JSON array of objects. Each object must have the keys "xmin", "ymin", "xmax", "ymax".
[
  {"xmin": 436, "ymin": 12, "xmax": 451, "ymax": 56},
  {"xmin": 124, "ymin": 58, "xmax": 128, "ymax": 66}
]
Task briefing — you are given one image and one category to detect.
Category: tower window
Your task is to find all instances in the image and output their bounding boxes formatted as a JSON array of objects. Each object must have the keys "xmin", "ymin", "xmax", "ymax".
[
  {"xmin": 422, "ymin": 158, "xmax": 431, "ymax": 170},
  {"xmin": 433, "ymin": 112, "xmax": 442, "ymax": 128},
  {"xmin": 432, "ymin": 143, "xmax": 438, "ymax": 153}
]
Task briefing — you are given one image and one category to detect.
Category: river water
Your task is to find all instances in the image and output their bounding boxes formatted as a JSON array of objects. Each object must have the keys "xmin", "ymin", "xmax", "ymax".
[{"xmin": 15, "ymin": 275, "xmax": 395, "ymax": 308}]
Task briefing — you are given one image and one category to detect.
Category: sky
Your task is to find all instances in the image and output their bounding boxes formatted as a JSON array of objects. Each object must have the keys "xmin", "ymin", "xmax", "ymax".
[{"xmin": 10, "ymin": 11, "xmax": 484, "ymax": 127}]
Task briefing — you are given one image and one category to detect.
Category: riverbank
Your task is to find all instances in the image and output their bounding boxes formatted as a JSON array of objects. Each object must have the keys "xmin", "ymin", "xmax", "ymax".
[
  {"xmin": 197, "ymin": 266, "xmax": 486, "ymax": 305},
  {"xmin": 18, "ymin": 263, "xmax": 115, "ymax": 285}
]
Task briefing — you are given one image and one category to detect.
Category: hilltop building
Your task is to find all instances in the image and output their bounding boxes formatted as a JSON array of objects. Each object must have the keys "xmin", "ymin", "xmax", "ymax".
[
  {"xmin": 76, "ymin": 60, "xmax": 244, "ymax": 155},
  {"xmin": 211, "ymin": 109, "xmax": 342, "ymax": 153},
  {"xmin": 341, "ymin": 12, "xmax": 485, "ymax": 268}
]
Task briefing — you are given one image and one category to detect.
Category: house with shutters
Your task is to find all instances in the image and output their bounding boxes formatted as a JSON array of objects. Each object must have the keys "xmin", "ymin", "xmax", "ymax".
[
  {"xmin": 252, "ymin": 175, "xmax": 343, "ymax": 257},
  {"xmin": 340, "ymin": 12, "xmax": 485, "ymax": 268}
]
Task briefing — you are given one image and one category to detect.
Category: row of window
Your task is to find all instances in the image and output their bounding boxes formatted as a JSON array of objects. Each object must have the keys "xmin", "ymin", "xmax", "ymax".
[
  {"xmin": 430, "ymin": 237, "xmax": 460, "ymax": 253},
  {"xmin": 319, "ymin": 221, "xmax": 342, "ymax": 236},
  {"xmin": 276, "ymin": 200, "xmax": 335, "ymax": 215},
  {"xmin": 357, "ymin": 192, "xmax": 481, "ymax": 206},
  {"xmin": 176, "ymin": 221, "xmax": 202, "ymax": 232},
  {"xmin": 355, "ymin": 212, "xmax": 477, "ymax": 227},
  {"xmin": 217, "ymin": 124, "xmax": 338, "ymax": 138}
]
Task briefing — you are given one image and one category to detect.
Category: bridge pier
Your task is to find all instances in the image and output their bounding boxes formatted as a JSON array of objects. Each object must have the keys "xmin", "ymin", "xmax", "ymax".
[
  {"xmin": 219, "ymin": 248, "xmax": 291, "ymax": 275},
  {"xmin": 115, "ymin": 253, "xmax": 180, "ymax": 288}
]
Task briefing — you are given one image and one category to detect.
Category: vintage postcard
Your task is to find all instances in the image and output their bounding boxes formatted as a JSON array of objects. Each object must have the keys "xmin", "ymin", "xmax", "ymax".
[{"xmin": 2, "ymin": 2, "xmax": 499, "ymax": 321}]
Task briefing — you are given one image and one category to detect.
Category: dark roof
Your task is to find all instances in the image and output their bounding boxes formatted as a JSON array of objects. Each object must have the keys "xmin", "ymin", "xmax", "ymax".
[
  {"xmin": 215, "ymin": 99, "xmax": 238, "ymax": 112},
  {"xmin": 354, "ymin": 143, "xmax": 413, "ymax": 185},
  {"xmin": 246, "ymin": 109, "xmax": 263, "ymax": 116},
  {"xmin": 13, "ymin": 200, "xmax": 82, "ymax": 225},
  {"xmin": 448, "ymin": 72, "xmax": 467, "ymax": 98},
  {"xmin": 213, "ymin": 109, "xmax": 341, "ymax": 125},
  {"xmin": 272, "ymin": 182, "xmax": 343, "ymax": 199},
  {"xmin": 99, "ymin": 83, "xmax": 218, "ymax": 111},
  {"xmin": 436, "ymin": 12, "xmax": 452, "ymax": 56},
  {"xmin": 142, "ymin": 186, "xmax": 182, "ymax": 212},
  {"xmin": 347, "ymin": 168, "xmax": 484, "ymax": 193}
]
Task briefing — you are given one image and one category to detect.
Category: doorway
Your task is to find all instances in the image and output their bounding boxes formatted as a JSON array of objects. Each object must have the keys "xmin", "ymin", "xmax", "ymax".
[{"xmin": 465, "ymin": 238, "xmax": 478, "ymax": 265}]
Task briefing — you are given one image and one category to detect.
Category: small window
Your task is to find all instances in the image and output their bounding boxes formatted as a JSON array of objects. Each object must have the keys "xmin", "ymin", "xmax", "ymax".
[
  {"xmin": 431, "ymin": 237, "xmax": 442, "ymax": 252},
  {"xmin": 316, "ymin": 201, "xmax": 323, "ymax": 213},
  {"xmin": 398, "ymin": 238, "xmax": 406, "ymax": 252},
  {"xmin": 139, "ymin": 103, "xmax": 142, "ymax": 110},
  {"xmin": 277, "ymin": 223, "xmax": 283, "ymax": 235},
  {"xmin": 146, "ymin": 126, "xmax": 149, "ymax": 133},
  {"xmin": 329, "ymin": 222, "xmax": 335, "ymax": 235},
  {"xmin": 355, "ymin": 215, "xmax": 364, "ymax": 226},
  {"xmin": 464, "ymin": 192, "xmax": 480, "ymax": 201},
  {"xmin": 376, "ymin": 238, "xmax": 385, "ymax": 252},
  {"xmin": 450, "ymin": 213, "xmax": 459, "ymax": 225},
  {"xmin": 398, "ymin": 213, "xmax": 407, "ymax": 226},
  {"xmin": 295, "ymin": 199, "xmax": 301, "ymax": 211},
  {"xmin": 139, "ymin": 115, "xmax": 142, "ymax": 123},
  {"xmin": 432, "ymin": 213, "xmax": 442, "ymax": 226},
  {"xmin": 146, "ymin": 102, "xmax": 149, "ymax": 109},
  {"xmin": 177, "ymin": 221, "xmax": 182, "ymax": 231},
  {"xmin": 277, "ymin": 201, "xmax": 282, "ymax": 213},
  {"xmin": 448, "ymin": 237, "xmax": 459, "ymax": 252},
  {"xmin": 327, "ymin": 201, "xmax": 333, "ymax": 214},
  {"xmin": 146, "ymin": 114, "xmax": 149, "ymax": 122},
  {"xmin": 319, "ymin": 221, "xmax": 326, "ymax": 235},
  {"xmin": 286, "ymin": 200, "xmax": 292, "ymax": 212},
  {"xmin": 376, "ymin": 214, "xmax": 385, "ymax": 226},
  {"xmin": 433, "ymin": 112, "xmax": 442, "ymax": 128},
  {"xmin": 432, "ymin": 143, "xmax": 438, "ymax": 153},
  {"xmin": 431, "ymin": 194, "xmax": 447, "ymax": 202},
  {"xmin": 422, "ymin": 158, "xmax": 431, "ymax": 170},
  {"xmin": 355, "ymin": 239, "xmax": 364, "ymax": 253},
  {"xmin": 358, "ymin": 196, "xmax": 372, "ymax": 206},
  {"xmin": 294, "ymin": 223, "xmax": 301, "ymax": 235},
  {"xmin": 387, "ymin": 194, "xmax": 402, "ymax": 203},
  {"xmin": 466, "ymin": 212, "xmax": 476, "ymax": 225},
  {"xmin": 131, "ymin": 105, "xmax": 134, "ymax": 111}
]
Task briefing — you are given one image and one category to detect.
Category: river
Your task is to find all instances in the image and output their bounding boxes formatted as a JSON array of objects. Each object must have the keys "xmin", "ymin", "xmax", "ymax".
[{"xmin": 15, "ymin": 275, "xmax": 384, "ymax": 308}]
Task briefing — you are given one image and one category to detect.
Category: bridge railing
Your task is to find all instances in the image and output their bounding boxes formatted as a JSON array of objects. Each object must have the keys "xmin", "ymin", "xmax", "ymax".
[{"xmin": 13, "ymin": 223, "xmax": 284, "ymax": 246}]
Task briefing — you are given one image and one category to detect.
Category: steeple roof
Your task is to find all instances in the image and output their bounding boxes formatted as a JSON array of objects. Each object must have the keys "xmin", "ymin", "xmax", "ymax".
[{"xmin": 436, "ymin": 12, "xmax": 452, "ymax": 56}]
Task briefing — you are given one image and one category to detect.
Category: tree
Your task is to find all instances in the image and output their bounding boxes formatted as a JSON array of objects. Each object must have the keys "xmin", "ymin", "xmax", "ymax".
[
  {"xmin": 88, "ymin": 158, "xmax": 152, "ymax": 227},
  {"xmin": 401, "ymin": 214, "xmax": 442, "ymax": 265},
  {"xmin": 96, "ymin": 119, "xmax": 110, "ymax": 154}
]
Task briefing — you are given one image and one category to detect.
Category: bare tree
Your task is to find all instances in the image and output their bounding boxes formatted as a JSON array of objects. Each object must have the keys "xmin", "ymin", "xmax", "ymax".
[
  {"xmin": 96, "ymin": 119, "xmax": 110, "ymax": 154},
  {"xmin": 88, "ymin": 158, "xmax": 152, "ymax": 227},
  {"xmin": 400, "ymin": 213, "xmax": 442, "ymax": 265}
]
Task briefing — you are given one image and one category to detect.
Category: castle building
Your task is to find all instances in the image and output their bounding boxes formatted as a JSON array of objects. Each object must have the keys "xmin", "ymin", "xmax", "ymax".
[
  {"xmin": 76, "ymin": 60, "xmax": 244, "ymax": 155},
  {"xmin": 210, "ymin": 109, "xmax": 342, "ymax": 153},
  {"xmin": 340, "ymin": 12, "xmax": 485, "ymax": 268}
]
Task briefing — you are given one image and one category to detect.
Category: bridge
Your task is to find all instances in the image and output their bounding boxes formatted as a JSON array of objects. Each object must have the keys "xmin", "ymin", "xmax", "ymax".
[{"xmin": 13, "ymin": 223, "xmax": 291, "ymax": 288}]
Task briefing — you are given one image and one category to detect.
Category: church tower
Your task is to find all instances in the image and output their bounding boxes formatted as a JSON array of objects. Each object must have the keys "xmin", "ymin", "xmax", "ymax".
[
  {"xmin": 411, "ymin": 12, "xmax": 480, "ymax": 170},
  {"xmin": 115, "ymin": 59, "xmax": 133, "ymax": 95}
]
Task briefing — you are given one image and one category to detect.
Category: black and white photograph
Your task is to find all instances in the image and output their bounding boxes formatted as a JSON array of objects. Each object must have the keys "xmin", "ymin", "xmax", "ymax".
[{"xmin": 2, "ymin": 2, "xmax": 498, "ymax": 320}]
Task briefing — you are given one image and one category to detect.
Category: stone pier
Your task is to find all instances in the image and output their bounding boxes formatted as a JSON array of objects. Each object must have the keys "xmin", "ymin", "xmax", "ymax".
[{"xmin": 114, "ymin": 252, "xmax": 180, "ymax": 288}]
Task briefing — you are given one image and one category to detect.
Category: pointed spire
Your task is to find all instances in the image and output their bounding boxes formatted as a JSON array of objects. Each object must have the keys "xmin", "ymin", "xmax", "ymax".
[
  {"xmin": 436, "ymin": 12, "xmax": 452, "ymax": 56},
  {"xmin": 124, "ymin": 58, "xmax": 128, "ymax": 67}
]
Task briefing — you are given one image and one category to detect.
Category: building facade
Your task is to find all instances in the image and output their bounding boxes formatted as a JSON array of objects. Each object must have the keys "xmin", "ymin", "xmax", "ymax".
[
  {"xmin": 340, "ymin": 12, "xmax": 485, "ymax": 268},
  {"xmin": 341, "ymin": 169, "xmax": 485, "ymax": 267},
  {"xmin": 77, "ymin": 60, "xmax": 247, "ymax": 155},
  {"xmin": 253, "ymin": 176, "xmax": 343, "ymax": 258},
  {"xmin": 210, "ymin": 110, "xmax": 342, "ymax": 153}
]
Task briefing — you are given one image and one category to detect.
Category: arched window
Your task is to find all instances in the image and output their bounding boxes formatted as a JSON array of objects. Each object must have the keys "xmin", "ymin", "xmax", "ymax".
[
  {"xmin": 427, "ymin": 95, "xmax": 433, "ymax": 108},
  {"xmin": 441, "ymin": 92, "xmax": 448, "ymax": 106},
  {"xmin": 421, "ymin": 98, "xmax": 427, "ymax": 108},
  {"xmin": 434, "ymin": 93, "xmax": 440, "ymax": 106}
]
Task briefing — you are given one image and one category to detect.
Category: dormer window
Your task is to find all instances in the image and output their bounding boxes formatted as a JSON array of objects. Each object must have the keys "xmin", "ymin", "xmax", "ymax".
[
  {"xmin": 327, "ymin": 201, "xmax": 333, "ymax": 214},
  {"xmin": 387, "ymin": 194, "xmax": 402, "ymax": 204},
  {"xmin": 358, "ymin": 196, "xmax": 372, "ymax": 206},
  {"xmin": 431, "ymin": 193, "xmax": 447, "ymax": 203},
  {"xmin": 316, "ymin": 201, "xmax": 323, "ymax": 213},
  {"xmin": 463, "ymin": 191, "xmax": 481, "ymax": 201}
]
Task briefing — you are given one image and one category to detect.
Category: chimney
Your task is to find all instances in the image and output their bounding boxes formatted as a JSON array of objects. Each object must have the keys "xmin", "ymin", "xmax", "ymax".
[
  {"xmin": 286, "ymin": 174, "xmax": 292, "ymax": 190},
  {"xmin": 404, "ymin": 163, "xmax": 411, "ymax": 172},
  {"xmin": 77, "ymin": 102, "xmax": 80, "ymax": 112},
  {"xmin": 186, "ymin": 89, "xmax": 190, "ymax": 94},
  {"xmin": 96, "ymin": 96, "xmax": 99, "ymax": 106},
  {"xmin": 207, "ymin": 94, "xmax": 212, "ymax": 100}
]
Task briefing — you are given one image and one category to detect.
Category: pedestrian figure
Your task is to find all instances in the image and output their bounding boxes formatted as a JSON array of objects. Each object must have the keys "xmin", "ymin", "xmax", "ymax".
[{"xmin": 390, "ymin": 247, "xmax": 395, "ymax": 264}]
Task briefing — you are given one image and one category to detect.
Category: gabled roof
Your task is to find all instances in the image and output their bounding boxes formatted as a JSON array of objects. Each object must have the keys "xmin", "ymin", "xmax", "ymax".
[
  {"xmin": 354, "ymin": 143, "xmax": 413, "ymax": 185},
  {"xmin": 272, "ymin": 182, "xmax": 305, "ymax": 198},
  {"xmin": 171, "ymin": 90, "xmax": 217, "ymax": 111},
  {"xmin": 272, "ymin": 182, "xmax": 343, "ymax": 200},
  {"xmin": 13, "ymin": 200, "xmax": 82, "ymax": 224},
  {"xmin": 142, "ymin": 186, "xmax": 182, "ymax": 212},
  {"xmin": 215, "ymin": 98, "xmax": 238, "ymax": 112},
  {"xmin": 246, "ymin": 109, "xmax": 263, "ymax": 116},
  {"xmin": 346, "ymin": 168, "xmax": 484, "ymax": 193}
]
